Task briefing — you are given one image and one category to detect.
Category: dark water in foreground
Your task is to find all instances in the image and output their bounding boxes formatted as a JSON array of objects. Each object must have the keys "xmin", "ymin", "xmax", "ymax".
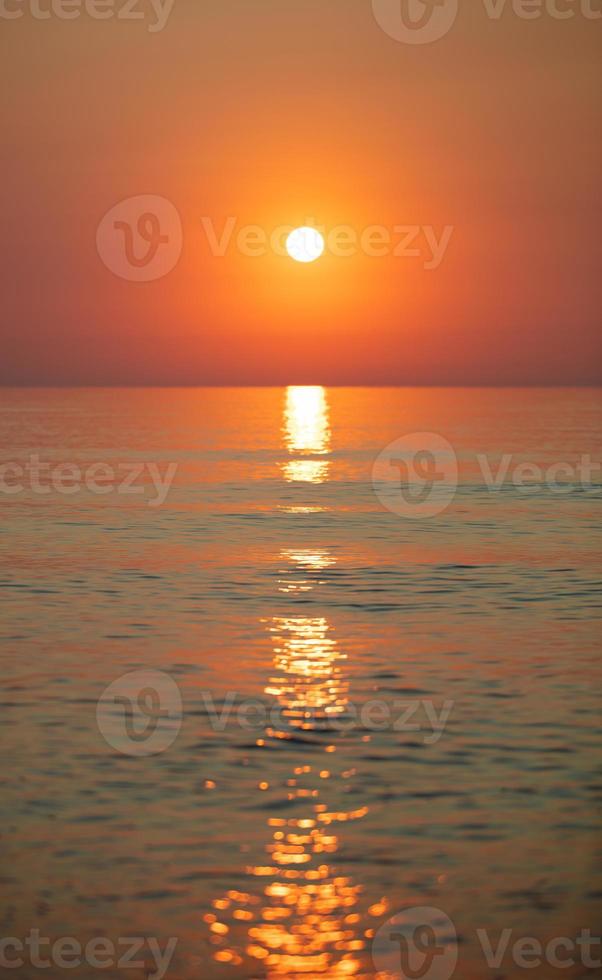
[{"xmin": 1, "ymin": 387, "xmax": 601, "ymax": 979}]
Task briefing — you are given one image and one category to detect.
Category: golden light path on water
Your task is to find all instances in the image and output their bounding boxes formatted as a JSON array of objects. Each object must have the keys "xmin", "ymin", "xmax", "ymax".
[
  {"xmin": 207, "ymin": 607, "xmax": 372, "ymax": 977},
  {"xmin": 277, "ymin": 549, "xmax": 337, "ymax": 595},
  {"xmin": 265, "ymin": 617, "xmax": 349, "ymax": 731},
  {"xmin": 282, "ymin": 385, "xmax": 331, "ymax": 484},
  {"xmin": 207, "ymin": 399, "xmax": 389, "ymax": 974}
]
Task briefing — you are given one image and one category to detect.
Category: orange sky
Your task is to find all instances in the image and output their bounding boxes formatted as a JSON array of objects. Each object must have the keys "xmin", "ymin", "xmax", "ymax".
[{"xmin": 1, "ymin": 1, "xmax": 600, "ymax": 384}]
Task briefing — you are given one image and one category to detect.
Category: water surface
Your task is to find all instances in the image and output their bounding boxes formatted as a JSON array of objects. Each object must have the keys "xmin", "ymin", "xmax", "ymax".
[{"xmin": 1, "ymin": 387, "xmax": 600, "ymax": 979}]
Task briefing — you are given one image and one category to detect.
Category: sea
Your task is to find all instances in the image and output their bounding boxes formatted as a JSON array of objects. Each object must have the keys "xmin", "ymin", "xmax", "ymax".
[{"xmin": 1, "ymin": 386, "xmax": 600, "ymax": 979}]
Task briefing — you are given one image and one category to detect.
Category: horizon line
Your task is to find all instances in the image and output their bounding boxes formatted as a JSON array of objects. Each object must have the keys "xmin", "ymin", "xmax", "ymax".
[{"xmin": 1, "ymin": 383, "xmax": 601, "ymax": 391}]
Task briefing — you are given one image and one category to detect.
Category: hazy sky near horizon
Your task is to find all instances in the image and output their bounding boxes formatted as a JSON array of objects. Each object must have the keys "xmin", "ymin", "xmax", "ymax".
[{"xmin": 1, "ymin": 0, "xmax": 600, "ymax": 385}]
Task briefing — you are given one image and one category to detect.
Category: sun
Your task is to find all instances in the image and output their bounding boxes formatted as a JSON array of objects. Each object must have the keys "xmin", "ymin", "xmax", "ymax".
[{"xmin": 286, "ymin": 227, "xmax": 325, "ymax": 264}]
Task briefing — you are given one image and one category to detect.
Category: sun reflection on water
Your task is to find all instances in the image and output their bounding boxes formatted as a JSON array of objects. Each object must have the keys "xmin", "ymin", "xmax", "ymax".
[
  {"xmin": 265, "ymin": 616, "xmax": 349, "ymax": 731},
  {"xmin": 282, "ymin": 386, "xmax": 331, "ymax": 484},
  {"xmin": 207, "ymin": 604, "xmax": 373, "ymax": 976},
  {"xmin": 207, "ymin": 802, "xmax": 368, "ymax": 975},
  {"xmin": 206, "ymin": 425, "xmax": 379, "ymax": 977},
  {"xmin": 277, "ymin": 548, "xmax": 336, "ymax": 595},
  {"xmin": 207, "ymin": 609, "xmax": 369, "ymax": 975}
]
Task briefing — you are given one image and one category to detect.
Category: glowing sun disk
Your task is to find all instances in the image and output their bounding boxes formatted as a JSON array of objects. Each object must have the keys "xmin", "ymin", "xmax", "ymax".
[{"xmin": 286, "ymin": 227, "xmax": 325, "ymax": 264}]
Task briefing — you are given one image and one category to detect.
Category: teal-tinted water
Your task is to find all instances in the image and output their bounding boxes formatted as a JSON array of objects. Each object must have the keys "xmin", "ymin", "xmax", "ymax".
[{"xmin": 1, "ymin": 387, "xmax": 600, "ymax": 979}]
